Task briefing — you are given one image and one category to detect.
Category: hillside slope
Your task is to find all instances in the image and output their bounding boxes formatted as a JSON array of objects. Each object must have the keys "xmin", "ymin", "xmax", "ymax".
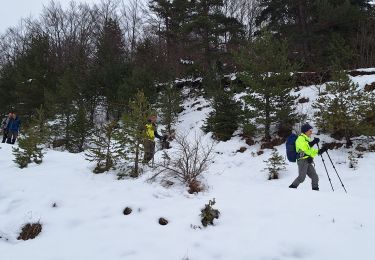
[{"xmin": 1, "ymin": 73, "xmax": 375, "ymax": 260}]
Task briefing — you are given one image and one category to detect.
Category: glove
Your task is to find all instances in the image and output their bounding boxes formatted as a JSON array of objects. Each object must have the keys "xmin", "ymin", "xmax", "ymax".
[
  {"xmin": 318, "ymin": 145, "xmax": 328, "ymax": 155},
  {"xmin": 309, "ymin": 137, "xmax": 320, "ymax": 147}
]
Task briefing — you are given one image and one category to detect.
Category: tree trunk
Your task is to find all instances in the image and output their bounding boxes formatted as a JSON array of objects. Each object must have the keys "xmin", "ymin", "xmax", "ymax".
[{"xmin": 264, "ymin": 95, "xmax": 271, "ymax": 142}]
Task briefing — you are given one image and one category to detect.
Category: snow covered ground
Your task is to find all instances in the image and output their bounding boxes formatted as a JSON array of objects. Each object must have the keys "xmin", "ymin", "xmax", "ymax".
[{"xmin": 1, "ymin": 74, "xmax": 375, "ymax": 260}]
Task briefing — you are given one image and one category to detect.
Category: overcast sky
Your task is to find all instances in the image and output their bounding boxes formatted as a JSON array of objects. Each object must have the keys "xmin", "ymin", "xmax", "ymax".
[{"xmin": 0, "ymin": 0, "xmax": 101, "ymax": 34}]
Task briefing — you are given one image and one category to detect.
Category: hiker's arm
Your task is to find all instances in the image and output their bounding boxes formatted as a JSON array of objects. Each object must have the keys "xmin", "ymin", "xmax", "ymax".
[
  {"xmin": 300, "ymin": 141, "xmax": 319, "ymax": 157},
  {"xmin": 154, "ymin": 130, "xmax": 162, "ymax": 139}
]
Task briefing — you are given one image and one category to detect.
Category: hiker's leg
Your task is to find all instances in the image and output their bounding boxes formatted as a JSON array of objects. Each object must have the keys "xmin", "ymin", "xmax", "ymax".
[
  {"xmin": 307, "ymin": 164, "xmax": 319, "ymax": 190},
  {"xmin": 143, "ymin": 140, "xmax": 153, "ymax": 163},
  {"xmin": 291, "ymin": 159, "xmax": 309, "ymax": 187},
  {"xmin": 11, "ymin": 131, "xmax": 18, "ymax": 144}
]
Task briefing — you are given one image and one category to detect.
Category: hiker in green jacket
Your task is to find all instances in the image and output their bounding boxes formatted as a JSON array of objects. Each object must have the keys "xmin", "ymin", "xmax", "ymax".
[{"xmin": 289, "ymin": 123, "xmax": 328, "ymax": 191}]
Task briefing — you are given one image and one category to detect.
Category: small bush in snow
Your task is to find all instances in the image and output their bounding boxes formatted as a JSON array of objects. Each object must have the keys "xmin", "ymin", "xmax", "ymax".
[
  {"xmin": 348, "ymin": 151, "xmax": 358, "ymax": 169},
  {"xmin": 13, "ymin": 138, "xmax": 44, "ymax": 168},
  {"xmin": 264, "ymin": 149, "xmax": 286, "ymax": 180},
  {"xmin": 200, "ymin": 199, "xmax": 220, "ymax": 227},
  {"xmin": 150, "ymin": 134, "xmax": 214, "ymax": 191},
  {"xmin": 348, "ymin": 151, "xmax": 360, "ymax": 170},
  {"xmin": 13, "ymin": 107, "xmax": 47, "ymax": 168},
  {"xmin": 17, "ymin": 222, "xmax": 42, "ymax": 241}
]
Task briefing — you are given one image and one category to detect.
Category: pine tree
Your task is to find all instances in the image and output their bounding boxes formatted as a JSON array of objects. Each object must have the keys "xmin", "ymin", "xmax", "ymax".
[
  {"xmin": 187, "ymin": 0, "xmax": 244, "ymax": 70},
  {"xmin": 94, "ymin": 18, "xmax": 128, "ymax": 120},
  {"xmin": 66, "ymin": 104, "xmax": 93, "ymax": 153},
  {"xmin": 264, "ymin": 149, "xmax": 286, "ymax": 180},
  {"xmin": 85, "ymin": 121, "xmax": 122, "ymax": 174},
  {"xmin": 13, "ymin": 107, "xmax": 48, "ymax": 168},
  {"xmin": 157, "ymin": 83, "xmax": 182, "ymax": 135},
  {"xmin": 203, "ymin": 91, "xmax": 242, "ymax": 141},
  {"xmin": 256, "ymin": 0, "xmax": 369, "ymax": 69},
  {"xmin": 116, "ymin": 90, "xmax": 151, "ymax": 178},
  {"xmin": 313, "ymin": 70, "xmax": 374, "ymax": 147},
  {"xmin": 236, "ymin": 31, "xmax": 298, "ymax": 141}
]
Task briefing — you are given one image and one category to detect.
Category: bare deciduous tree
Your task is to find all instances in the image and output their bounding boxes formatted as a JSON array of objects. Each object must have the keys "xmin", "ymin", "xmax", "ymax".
[{"xmin": 149, "ymin": 134, "xmax": 215, "ymax": 186}]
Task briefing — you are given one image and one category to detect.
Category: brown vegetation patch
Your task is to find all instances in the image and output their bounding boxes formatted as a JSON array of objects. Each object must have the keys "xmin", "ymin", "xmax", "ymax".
[
  {"xmin": 347, "ymin": 70, "xmax": 375, "ymax": 77},
  {"xmin": 245, "ymin": 137, "xmax": 255, "ymax": 146},
  {"xmin": 52, "ymin": 139, "xmax": 66, "ymax": 148},
  {"xmin": 257, "ymin": 150, "xmax": 264, "ymax": 156},
  {"xmin": 368, "ymin": 144, "xmax": 375, "ymax": 152},
  {"xmin": 295, "ymin": 71, "xmax": 331, "ymax": 86},
  {"xmin": 123, "ymin": 207, "xmax": 132, "ymax": 215},
  {"xmin": 298, "ymin": 97, "xmax": 310, "ymax": 103},
  {"xmin": 364, "ymin": 82, "xmax": 375, "ymax": 92},
  {"xmin": 17, "ymin": 223, "xmax": 42, "ymax": 241},
  {"xmin": 237, "ymin": 147, "xmax": 247, "ymax": 153},
  {"xmin": 324, "ymin": 142, "xmax": 344, "ymax": 150},
  {"xmin": 261, "ymin": 138, "xmax": 286, "ymax": 149},
  {"xmin": 355, "ymin": 145, "xmax": 367, "ymax": 152},
  {"xmin": 188, "ymin": 179, "xmax": 204, "ymax": 194},
  {"xmin": 158, "ymin": 218, "xmax": 169, "ymax": 226}
]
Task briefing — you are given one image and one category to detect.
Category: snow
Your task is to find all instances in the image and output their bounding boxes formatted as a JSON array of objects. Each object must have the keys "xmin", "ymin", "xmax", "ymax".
[{"xmin": 1, "ymin": 74, "xmax": 375, "ymax": 260}]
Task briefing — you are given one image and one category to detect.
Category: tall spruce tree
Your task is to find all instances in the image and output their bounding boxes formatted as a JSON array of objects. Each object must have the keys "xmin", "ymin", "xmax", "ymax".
[
  {"xmin": 157, "ymin": 83, "xmax": 182, "ymax": 135},
  {"xmin": 256, "ymin": 0, "xmax": 370, "ymax": 69},
  {"xmin": 236, "ymin": 32, "xmax": 298, "ymax": 141},
  {"xmin": 187, "ymin": 0, "xmax": 244, "ymax": 70},
  {"xmin": 95, "ymin": 18, "xmax": 128, "ymax": 120}
]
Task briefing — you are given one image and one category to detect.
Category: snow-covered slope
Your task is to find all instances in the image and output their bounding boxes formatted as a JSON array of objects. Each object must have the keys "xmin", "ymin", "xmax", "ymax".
[{"xmin": 1, "ymin": 74, "xmax": 375, "ymax": 260}]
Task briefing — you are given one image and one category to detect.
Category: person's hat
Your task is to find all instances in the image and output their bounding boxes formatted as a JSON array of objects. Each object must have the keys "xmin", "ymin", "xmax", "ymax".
[{"xmin": 301, "ymin": 123, "xmax": 313, "ymax": 133}]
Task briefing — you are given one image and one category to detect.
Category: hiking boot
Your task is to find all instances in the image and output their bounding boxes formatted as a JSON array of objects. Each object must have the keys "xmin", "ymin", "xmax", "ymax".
[
  {"xmin": 312, "ymin": 187, "xmax": 319, "ymax": 191},
  {"xmin": 289, "ymin": 184, "xmax": 297, "ymax": 189}
]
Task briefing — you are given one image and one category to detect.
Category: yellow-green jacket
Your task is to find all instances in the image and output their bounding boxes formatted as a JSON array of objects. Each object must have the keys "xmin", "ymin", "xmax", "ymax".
[
  {"xmin": 145, "ymin": 122, "xmax": 162, "ymax": 141},
  {"xmin": 296, "ymin": 133, "xmax": 318, "ymax": 160}
]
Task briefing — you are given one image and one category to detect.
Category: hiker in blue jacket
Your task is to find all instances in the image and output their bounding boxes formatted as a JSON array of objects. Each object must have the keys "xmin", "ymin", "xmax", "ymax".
[
  {"xmin": 7, "ymin": 112, "xmax": 21, "ymax": 144},
  {"xmin": 1, "ymin": 112, "xmax": 12, "ymax": 143}
]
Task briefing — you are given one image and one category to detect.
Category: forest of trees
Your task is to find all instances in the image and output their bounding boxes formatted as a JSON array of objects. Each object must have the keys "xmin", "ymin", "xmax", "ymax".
[{"xmin": 0, "ymin": 0, "xmax": 374, "ymax": 167}]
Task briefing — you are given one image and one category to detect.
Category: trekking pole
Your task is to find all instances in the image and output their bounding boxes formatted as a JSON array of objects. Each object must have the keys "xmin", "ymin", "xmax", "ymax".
[
  {"xmin": 317, "ymin": 144, "xmax": 334, "ymax": 192},
  {"xmin": 325, "ymin": 150, "xmax": 348, "ymax": 193}
]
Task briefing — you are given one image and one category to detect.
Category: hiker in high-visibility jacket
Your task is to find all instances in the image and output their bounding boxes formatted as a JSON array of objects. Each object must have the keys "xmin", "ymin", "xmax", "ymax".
[
  {"xmin": 144, "ymin": 115, "xmax": 163, "ymax": 163},
  {"xmin": 289, "ymin": 123, "xmax": 328, "ymax": 191}
]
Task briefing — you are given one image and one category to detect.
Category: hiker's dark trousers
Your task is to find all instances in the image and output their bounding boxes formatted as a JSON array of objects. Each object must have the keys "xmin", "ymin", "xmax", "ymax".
[
  {"xmin": 6, "ymin": 131, "xmax": 18, "ymax": 144},
  {"xmin": 291, "ymin": 159, "xmax": 319, "ymax": 189},
  {"xmin": 143, "ymin": 139, "xmax": 155, "ymax": 163},
  {"xmin": 2, "ymin": 130, "xmax": 8, "ymax": 143}
]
